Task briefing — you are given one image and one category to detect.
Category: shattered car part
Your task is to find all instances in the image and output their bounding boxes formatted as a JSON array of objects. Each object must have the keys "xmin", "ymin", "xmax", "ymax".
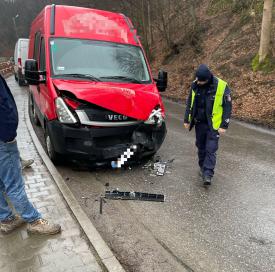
[
  {"xmin": 105, "ymin": 189, "xmax": 165, "ymax": 202},
  {"xmin": 143, "ymin": 157, "xmax": 174, "ymax": 176},
  {"xmin": 144, "ymin": 108, "xmax": 164, "ymax": 127},
  {"xmin": 154, "ymin": 162, "xmax": 166, "ymax": 176}
]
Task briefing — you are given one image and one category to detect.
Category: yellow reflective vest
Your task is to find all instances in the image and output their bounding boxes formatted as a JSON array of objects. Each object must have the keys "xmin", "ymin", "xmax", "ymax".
[{"xmin": 189, "ymin": 78, "xmax": 227, "ymax": 130}]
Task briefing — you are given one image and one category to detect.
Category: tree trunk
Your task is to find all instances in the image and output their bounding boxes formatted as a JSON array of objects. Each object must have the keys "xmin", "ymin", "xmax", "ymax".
[
  {"xmin": 259, "ymin": 0, "xmax": 274, "ymax": 63},
  {"xmin": 147, "ymin": 0, "xmax": 153, "ymax": 46},
  {"xmin": 141, "ymin": 0, "xmax": 150, "ymax": 57}
]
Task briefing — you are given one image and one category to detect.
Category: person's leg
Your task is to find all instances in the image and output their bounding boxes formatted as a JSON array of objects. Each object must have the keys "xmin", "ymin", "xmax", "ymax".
[
  {"xmin": 0, "ymin": 178, "xmax": 14, "ymax": 222},
  {"xmin": 0, "ymin": 140, "xmax": 41, "ymax": 223},
  {"xmin": 0, "ymin": 140, "xmax": 61, "ymax": 235},
  {"xmin": 203, "ymin": 129, "xmax": 220, "ymax": 178},
  {"xmin": 195, "ymin": 123, "xmax": 208, "ymax": 172},
  {"xmin": 0, "ymin": 142, "xmax": 27, "ymax": 233}
]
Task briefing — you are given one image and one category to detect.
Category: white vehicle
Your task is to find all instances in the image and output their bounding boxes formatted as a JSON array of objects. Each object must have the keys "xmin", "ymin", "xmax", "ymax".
[{"xmin": 14, "ymin": 38, "xmax": 29, "ymax": 85}]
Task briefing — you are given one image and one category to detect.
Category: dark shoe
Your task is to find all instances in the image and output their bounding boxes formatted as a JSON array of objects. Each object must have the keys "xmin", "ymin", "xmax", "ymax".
[
  {"xmin": 21, "ymin": 158, "xmax": 34, "ymax": 170},
  {"xmin": 27, "ymin": 219, "xmax": 61, "ymax": 235},
  {"xmin": 203, "ymin": 176, "xmax": 212, "ymax": 186},
  {"xmin": 0, "ymin": 215, "xmax": 25, "ymax": 234}
]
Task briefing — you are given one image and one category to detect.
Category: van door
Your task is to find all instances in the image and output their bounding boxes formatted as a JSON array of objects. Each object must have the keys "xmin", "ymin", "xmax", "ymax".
[
  {"xmin": 37, "ymin": 37, "xmax": 49, "ymax": 127},
  {"xmin": 31, "ymin": 32, "xmax": 41, "ymax": 116}
]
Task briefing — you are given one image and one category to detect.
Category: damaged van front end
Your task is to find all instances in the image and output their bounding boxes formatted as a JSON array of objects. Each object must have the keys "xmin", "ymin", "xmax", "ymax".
[{"xmin": 47, "ymin": 80, "xmax": 167, "ymax": 162}]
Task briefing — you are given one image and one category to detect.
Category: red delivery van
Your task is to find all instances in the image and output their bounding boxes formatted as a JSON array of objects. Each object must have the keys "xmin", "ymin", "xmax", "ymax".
[{"xmin": 25, "ymin": 5, "xmax": 167, "ymax": 164}]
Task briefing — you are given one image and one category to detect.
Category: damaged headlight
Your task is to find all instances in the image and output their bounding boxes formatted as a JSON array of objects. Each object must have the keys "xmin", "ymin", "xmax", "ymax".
[
  {"xmin": 55, "ymin": 97, "xmax": 77, "ymax": 124},
  {"xmin": 144, "ymin": 108, "xmax": 163, "ymax": 126}
]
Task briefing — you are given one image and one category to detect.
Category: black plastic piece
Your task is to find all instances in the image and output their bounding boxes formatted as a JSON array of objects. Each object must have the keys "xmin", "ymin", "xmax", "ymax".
[{"xmin": 105, "ymin": 190, "xmax": 165, "ymax": 202}]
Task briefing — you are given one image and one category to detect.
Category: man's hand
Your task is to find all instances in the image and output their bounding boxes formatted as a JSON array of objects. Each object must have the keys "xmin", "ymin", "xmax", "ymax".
[
  {"xmin": 218, "ymin": 128, "xmax": 226, "ymax": 134},
  {"xmin": 184, "ymin": 123, "xmax": 190, "ymax": 130}
]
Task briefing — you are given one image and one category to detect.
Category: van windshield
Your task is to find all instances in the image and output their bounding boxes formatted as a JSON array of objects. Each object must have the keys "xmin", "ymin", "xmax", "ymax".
[{"xmin": 50, "ymin": 38, "xmax": 151, "ymax": 84}]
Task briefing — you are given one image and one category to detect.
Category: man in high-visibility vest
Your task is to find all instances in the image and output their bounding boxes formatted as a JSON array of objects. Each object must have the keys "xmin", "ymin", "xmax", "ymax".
[{"xmin": 184, "ymin": 64, "xmax": 232, "ymax": 185}]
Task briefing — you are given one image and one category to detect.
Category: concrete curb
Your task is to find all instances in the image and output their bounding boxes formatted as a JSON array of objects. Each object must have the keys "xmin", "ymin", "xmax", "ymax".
[{"xmin": 25, "ymin": 98, "xmax": 125, "ymax": 272}]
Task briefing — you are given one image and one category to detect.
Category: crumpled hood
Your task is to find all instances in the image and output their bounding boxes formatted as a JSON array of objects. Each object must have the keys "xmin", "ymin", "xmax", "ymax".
[{"xmin": 52, "ymin": 79, "xmax": 162, "ymax": 120}]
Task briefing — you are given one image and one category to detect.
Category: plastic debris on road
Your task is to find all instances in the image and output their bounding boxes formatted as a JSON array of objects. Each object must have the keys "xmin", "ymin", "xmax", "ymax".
[
  {"xmin": 154, "ymin": 162, "xmax": 166, "ymax": 176},
  {"xmin": 142, "ymin": 156, "xmax": 174, "ymax": 177}
]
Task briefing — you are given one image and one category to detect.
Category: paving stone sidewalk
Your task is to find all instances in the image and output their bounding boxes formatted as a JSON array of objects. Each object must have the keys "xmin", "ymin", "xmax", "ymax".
[{"xmin": 0, "ymin": 78, "xmax": 102, "ymax": 272}]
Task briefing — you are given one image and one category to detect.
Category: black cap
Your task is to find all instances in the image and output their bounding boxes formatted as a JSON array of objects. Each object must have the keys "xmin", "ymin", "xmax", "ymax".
[{"xmin": 195, "ymin": 64, "xmax": 212, "ymax": 81}]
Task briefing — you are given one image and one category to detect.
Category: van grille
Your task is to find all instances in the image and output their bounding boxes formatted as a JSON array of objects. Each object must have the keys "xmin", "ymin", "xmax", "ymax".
[{"xmin": 78, "ymin": 104, "xmax": 136, "ymax": 122}]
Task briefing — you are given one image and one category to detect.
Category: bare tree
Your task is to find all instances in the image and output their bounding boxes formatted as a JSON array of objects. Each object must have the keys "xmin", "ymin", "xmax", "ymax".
[
  {"xmin": 259, "ymin": 0, "xmax": 274, "ymax": 63},
  {"xmin": 0, "ymin": 0, "xmax": 202, "ymax": 59}
]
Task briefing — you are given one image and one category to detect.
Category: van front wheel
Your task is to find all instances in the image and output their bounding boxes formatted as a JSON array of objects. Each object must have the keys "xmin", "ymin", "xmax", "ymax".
[
  {"xmin": 18, "ymin": 78, "xmax": 25, "ymax": 86},
  {"xmin": 28, "ymin": 94, "xmax": 40, "ymax": 126},
  {"xmin": 45, "ymin": 129, "xmax": 61, "ymax": 164}
]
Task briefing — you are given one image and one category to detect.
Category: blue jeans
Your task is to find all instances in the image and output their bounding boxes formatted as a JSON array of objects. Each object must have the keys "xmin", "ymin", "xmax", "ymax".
[
  {"xmin": 0, "ymin": 139, "xmax": 41, "ymax": 222},
  {"xmin": 195, "ymin": 123, "xmax": 220, "ymax": 178}
]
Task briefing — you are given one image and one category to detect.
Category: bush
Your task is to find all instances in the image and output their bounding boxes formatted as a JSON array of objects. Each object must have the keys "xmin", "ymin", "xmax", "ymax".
[
  {"xmin": 252, "ymin": 54, "xmax": 275, "ymax": 73},
  {"xmin": 208, "ymin": 0, "xmax": 261, "ymax": 15},
  {"xmin": 232, "ymin": 0, "xmax": 252, "ymax": 13}
]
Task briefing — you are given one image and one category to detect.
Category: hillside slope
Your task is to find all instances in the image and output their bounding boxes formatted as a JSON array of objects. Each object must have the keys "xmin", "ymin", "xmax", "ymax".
[{"xmin": 152, "ymin": 0, "xmax": 275, "ymax": 128}]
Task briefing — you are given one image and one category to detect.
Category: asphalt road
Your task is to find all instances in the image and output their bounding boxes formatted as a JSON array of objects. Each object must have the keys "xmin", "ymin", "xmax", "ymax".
[{"xmin": 24, "ymin": 80, "xmax": 275, "ymax": 272}]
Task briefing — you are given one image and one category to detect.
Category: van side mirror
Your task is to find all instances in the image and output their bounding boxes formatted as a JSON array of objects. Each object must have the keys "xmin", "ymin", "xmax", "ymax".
[
  {"xmin": 25, "ymin": 59, "xmax": 46, "ymax": 85},
  {"xmin": 156, "ymin": 70, "xmax": 168, "ymax": 92}
]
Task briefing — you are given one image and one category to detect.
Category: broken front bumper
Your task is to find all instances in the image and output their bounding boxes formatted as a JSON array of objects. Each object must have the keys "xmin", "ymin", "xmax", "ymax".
[{"xmin": 47, "ymin": 120, "xmax": 167, "ymax": 162}]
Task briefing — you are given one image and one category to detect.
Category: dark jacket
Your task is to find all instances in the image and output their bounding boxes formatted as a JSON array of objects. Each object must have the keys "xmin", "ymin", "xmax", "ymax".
[
  {"xmin": 0, "ymin": 75, "xmax": 18, "ymax": 142},
  {"xmin": 184, "ymin": 76, "xmax": 232, "ymax": 131}
]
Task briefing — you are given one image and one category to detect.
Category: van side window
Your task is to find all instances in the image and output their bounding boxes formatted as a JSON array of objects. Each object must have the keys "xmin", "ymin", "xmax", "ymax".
[
  {"xmin": 39, "ymin": 38, "xmax": 46, "ymax": 71},
  {"xmin": 33, "ymin": 32, "xmax": 41, "ymax": 60}
]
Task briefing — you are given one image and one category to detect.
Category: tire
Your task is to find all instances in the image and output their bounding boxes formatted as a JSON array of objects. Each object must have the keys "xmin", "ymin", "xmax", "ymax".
[
  {"xmin": 28, "ymin": 93, "xmax": 40, "ymax": 126},
  {"xmin": 45, "ymin": 128, "xmax": 61, "ymax": 164},
  {"xmin": 18, "ymin": 77, "xmax": 25, "ymax": 86}
]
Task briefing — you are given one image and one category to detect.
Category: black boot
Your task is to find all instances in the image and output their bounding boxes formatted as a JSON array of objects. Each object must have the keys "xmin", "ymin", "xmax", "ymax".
[
  {"xmin": 203, "ymin": 176, "xmax": 212, "ymax": 186},
  {"xmin": 199, "ymin": 168, "xmax": 203, "ymax": 177}
]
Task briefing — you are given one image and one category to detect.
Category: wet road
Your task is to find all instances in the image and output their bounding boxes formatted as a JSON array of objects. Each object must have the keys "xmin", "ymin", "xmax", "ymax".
[{"xmin": 28, "ymin": 82, "xmax": 275, "ymax": 271}]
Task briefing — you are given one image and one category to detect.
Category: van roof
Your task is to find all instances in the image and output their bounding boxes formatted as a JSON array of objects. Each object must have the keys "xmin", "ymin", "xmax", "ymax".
[
  {"xmin": 43, "ymin": 5, "xmax": 140, "ymax": 46},
  {"xmin": 18, "ymin": 39, "xmax": 29, "ymax": 42}
]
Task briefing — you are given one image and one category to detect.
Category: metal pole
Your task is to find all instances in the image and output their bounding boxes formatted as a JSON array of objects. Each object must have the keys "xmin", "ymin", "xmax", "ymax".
[
  {"xmin": 12, "ymin": 15, "xmax": 19, "ymax": 40},
  {"xmin": 100, "ymin": 196, "xmax": 104, "ymax": 214}
]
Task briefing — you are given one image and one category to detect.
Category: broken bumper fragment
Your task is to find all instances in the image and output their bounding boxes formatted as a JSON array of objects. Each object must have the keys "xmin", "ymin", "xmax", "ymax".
[{"xmin": 105, "ymin": 189, "xmax": 165, "ymax": 202}]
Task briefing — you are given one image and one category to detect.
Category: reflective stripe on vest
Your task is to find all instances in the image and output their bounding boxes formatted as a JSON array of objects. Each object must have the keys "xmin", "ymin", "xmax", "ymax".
[
  {"xmin": 188, "ymin": 90, "xmax": 196, "ymax": 122},
  {"xmin": 188, "ymin": 78, "xmax": 227, "ymax": 130}
]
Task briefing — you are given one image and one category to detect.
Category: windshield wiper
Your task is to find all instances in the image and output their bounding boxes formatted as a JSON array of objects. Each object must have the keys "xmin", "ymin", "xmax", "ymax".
[
  {"xmin": 100, "ymin": 76, "xmax": 142, "ymax": 84},
  {"xmin": 55, "ymin": 73, "xmax": 101, "ymax": 82}
]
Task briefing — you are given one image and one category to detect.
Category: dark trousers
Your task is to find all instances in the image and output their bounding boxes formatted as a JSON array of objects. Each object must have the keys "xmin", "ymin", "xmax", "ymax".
[{"xmin": 195, "ymin": 122, "xmax": 220, "ymax": 178}]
